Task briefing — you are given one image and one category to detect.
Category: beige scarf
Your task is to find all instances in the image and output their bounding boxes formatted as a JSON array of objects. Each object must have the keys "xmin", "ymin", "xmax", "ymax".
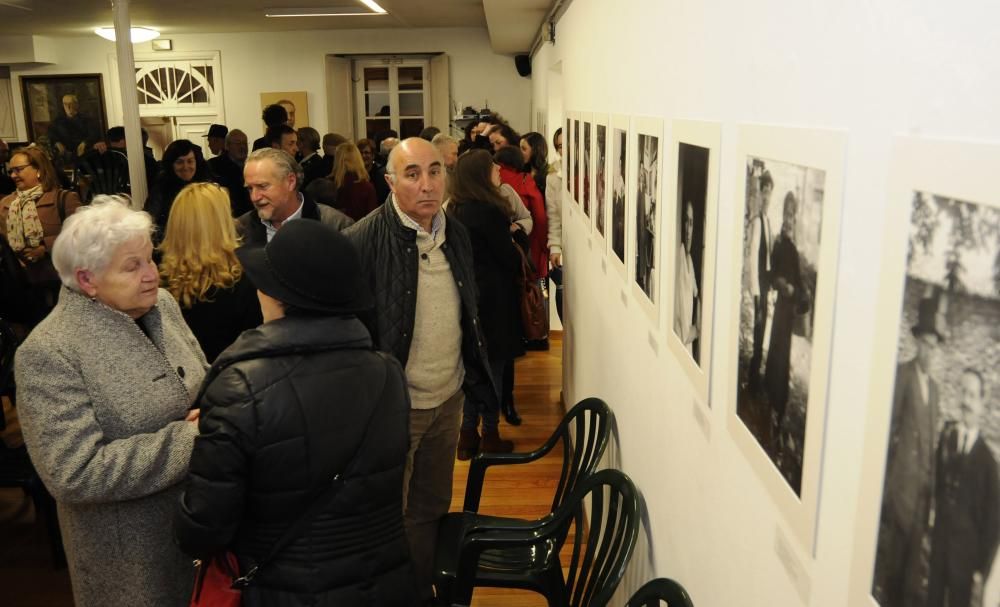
[{"xmin": 6, "ymin": 185, "xmax": 45, "ymax": 252}]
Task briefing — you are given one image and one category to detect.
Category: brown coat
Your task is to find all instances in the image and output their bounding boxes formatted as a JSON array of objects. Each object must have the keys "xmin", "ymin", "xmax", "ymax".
[{"xmin": 0, "ymin": 188, "xmax": 82, "ymax": 282}]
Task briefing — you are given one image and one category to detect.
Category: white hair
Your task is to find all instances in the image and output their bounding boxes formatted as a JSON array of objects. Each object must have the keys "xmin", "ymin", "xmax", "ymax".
[
  {"xmin": 431, "ymin": 133, "xmax": 458, "ymax": 148},
  {"xmin": 51, "ymin": 196, "xmax": 153, "ymax": 291},
  {"xmin": 380, "ymin": 137, "xmax": 400, "ymax": 155}
]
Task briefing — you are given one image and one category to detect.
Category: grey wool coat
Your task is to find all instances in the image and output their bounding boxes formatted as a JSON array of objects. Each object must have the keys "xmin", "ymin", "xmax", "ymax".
[{"xmin": 14, "ymin": 287, "xmax": 208, "ymax": 607}]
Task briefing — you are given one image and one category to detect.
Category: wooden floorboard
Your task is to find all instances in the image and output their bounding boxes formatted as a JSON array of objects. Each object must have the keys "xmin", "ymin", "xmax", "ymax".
[{"xmin": 0, "ymin": 334, "xmax": 565, "ymax": 607}]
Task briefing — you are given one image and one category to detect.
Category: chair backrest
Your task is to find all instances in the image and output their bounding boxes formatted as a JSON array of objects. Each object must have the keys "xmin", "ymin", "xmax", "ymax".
[
  {"xmin": 76, "ymin": 151, "xmax": 130, "ymax": 201},
  {"xmin": 625, "ymin": 578, "xmax": 695, "ymax": 607},
  {"xmin": 551, "ymin": 397, "xmax": 613, "ymax": 512},
  {"xmin": 557, "ymin": 468, "xmax": 640, "ymax": 607}
]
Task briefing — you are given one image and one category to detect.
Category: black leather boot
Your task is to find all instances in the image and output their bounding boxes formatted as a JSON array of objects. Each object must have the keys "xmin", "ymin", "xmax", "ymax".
[{"xmin": 502, "ymin": 399, "xmax": 522, "ymax": 426}]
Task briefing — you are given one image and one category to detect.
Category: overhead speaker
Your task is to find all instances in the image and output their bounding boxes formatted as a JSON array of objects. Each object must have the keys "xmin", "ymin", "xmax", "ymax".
[{"xmin": 515, "ymin": 54, "xmax": 531, "ymax": 77}]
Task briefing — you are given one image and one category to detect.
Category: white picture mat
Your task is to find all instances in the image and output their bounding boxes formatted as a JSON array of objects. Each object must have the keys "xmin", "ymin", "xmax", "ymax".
[
  {"xmin": 593, "ymin": 113, "xmax": 610, "ymax": 248},
  {"xmin": 628, "ymin": 115, "xmax": 666, "ymax": 328},
  {"xmin": 664, "ymin": 120, "xmax": 722, "ymax": 407},
  {"xmin": 724, "ymin": 123, "xmax": 847, "ymax": 555},
  {"xmin": 848, "ymin": 136, "xmax": 1000, "ymax": 606},
  {"xmin": 608, "ymin": 113, "xmax": 630, "ymax": 283}
]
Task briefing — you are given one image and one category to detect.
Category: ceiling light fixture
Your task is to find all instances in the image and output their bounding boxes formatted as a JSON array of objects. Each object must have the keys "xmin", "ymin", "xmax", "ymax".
[
  {"xmin": 265, "ymin": 1, "xmax": 387, "ymax": 17},
  {"xmin": 94, "ymin": 26, "xmax": 160, "ymax": 43}
]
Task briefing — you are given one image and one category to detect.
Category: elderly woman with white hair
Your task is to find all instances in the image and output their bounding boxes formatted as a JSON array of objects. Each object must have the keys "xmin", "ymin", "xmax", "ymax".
[{"xmin": 14, "ymin": 196, "xmax": 208, "ymax": 606}]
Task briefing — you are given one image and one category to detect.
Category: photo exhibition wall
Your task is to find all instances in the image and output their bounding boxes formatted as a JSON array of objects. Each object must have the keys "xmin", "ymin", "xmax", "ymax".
[{"xmin": 532, "ymin": 0, "xmax": 1000, "ymax": 606}]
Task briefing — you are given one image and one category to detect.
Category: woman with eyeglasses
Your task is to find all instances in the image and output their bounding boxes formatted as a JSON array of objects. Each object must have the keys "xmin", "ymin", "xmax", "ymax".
[{"xmin": 0, "ymin": 145, "xmax": 81, "ymax": 324}]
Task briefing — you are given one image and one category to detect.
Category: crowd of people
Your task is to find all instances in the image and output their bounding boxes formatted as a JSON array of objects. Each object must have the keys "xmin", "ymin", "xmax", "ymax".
[{"xmin": 0, "ymin": 104, "xmax": 568, "ymax": 606}]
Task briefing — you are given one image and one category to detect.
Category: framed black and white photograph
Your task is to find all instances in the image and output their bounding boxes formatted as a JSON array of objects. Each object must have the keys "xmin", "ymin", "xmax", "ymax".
[
  {"xmin": 565, "ymin": 115, "xmax": 573, "ymax": 196},
  {"xmin": 609, "ymin": 114, "xmax": 629, "ymax": 279},
  {"xmin": 629, "ymin": 116, "xmax": 663, "ymax": 325},
  {"xmin": 573, "ymin": 118, "xmax": 581, "ymax": 205},
  {"xmin": 851, "ymin": 137, "xmax": 1000, "ymax": 607},
  {"xmin": 665, "ymin": 120, "xmax": 721, "ymax": 406},
  {"xmin": 594, "ymin": 116, "xmax": 609, "ymax": 242},
  {"xmin": 583, "ymin": 119, "xmax": 592, "ymax": 219},
  {"xmin": 725, "ymin": 124, "xmax": 846, "ymax": 554}
]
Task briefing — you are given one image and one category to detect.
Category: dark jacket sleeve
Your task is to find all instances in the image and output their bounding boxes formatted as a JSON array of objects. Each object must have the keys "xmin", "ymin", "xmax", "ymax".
[{"xmin": 174, "ymin": 367, "xmax": 256, "ymax": 558}]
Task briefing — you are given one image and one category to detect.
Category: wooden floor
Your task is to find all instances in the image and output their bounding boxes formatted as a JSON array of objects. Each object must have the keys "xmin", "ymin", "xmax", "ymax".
[{"xmin": 0, "ymin": 334, "xmax": 565, "ymax": 607}]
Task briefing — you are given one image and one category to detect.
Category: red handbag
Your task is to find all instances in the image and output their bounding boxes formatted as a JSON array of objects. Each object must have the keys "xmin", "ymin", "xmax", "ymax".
[{"xmin": 190, "ymin": 552, "xmax": 242, "ymax": 607}]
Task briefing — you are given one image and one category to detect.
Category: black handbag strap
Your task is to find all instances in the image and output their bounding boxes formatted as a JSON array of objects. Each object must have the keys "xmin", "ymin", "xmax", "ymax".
[
  {"xmin": 56, "ymin": 189, "xmax": 68, "ymax": 222},
  {"xmin": 232, "ymin": 350, "xmax": 393, "ymax": 588}
]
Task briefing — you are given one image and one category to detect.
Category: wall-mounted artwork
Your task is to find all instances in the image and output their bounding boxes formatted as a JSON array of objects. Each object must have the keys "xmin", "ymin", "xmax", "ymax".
[
  {"xmin": 850, "ymin": 137, "xmax": 1000, "ymax": 607},
  {"xmin": 630, "ymin": 116, "xmax": 663, "ymax": 325},
  {"xmin": 583, "ymin": 120, "xmax": 592, "ymax": 218},
  {"xmin": 610, "ymin": 114, "xmax": 629, "ymax": 277},
  {"xmin": 573, "ymin": 118, "xmax": 581, "ymax": 204},
  {"xmin": 260, "ymin": 91, "xmax": 310, "ymax": 129},
  {"xmin": 725, "ymin": 124, "xmax": 846, "ymax": 554},
  {"xmin": 21, "ymin": 74, "xmax": 107, "ymax": 169},
  {"xmin": 565, "ymin": 115, "xmax": 572, "ymax": 195},
  {"xmin": 594, "ymin": 116, "xmax": 608, "ymax": 240},
  {"xmin": 665, "ymin": 121, "xmax": 722, "ymax": 406}
]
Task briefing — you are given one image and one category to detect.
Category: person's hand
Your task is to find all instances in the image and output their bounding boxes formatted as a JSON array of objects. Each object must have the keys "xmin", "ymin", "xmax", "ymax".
[
  {"xmin": 549, "ymin": 252, "xmax": 562, "ymax": 268},
  {"xmin": 783, "ymin": 283, "xmax": 795, "ymax": 297},
  {"xmin": 185, "ymin": 409, "xmax": 200, "ymax": 423},
  {"xmin": 20, "ymin": 245, "xmax": 45, "ymax": 264},
  {"xmin": 510, "ymin": 222, "xmax": 520, "ymax": 234},
  {"xmin": 93, "ymin": 141, "xmax": 108, "ymax": 154}
]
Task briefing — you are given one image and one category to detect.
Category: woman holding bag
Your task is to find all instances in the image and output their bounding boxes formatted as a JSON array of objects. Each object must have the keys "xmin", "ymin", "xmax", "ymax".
[{"xmin": 175, "ymin": 219, "xmax": 417, "ymax": 606}]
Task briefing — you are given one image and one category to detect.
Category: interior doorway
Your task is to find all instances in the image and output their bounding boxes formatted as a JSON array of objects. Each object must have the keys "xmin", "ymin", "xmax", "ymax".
[{"xmin": 139, "ymin": 115, "xmax": 218, "ymax": 159}]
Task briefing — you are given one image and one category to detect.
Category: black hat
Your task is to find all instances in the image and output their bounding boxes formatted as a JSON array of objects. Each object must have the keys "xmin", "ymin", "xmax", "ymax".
[
  {"xmin": 236, "ymin": 220, "xmax": 372, "ymax": 315},
  {"xmin": 206, "ymin": 124, "xmax": 228, "ymax": 139},
  {"xmin": 911, "ymin": 297, "xmax": 945, "ymax": 343}
]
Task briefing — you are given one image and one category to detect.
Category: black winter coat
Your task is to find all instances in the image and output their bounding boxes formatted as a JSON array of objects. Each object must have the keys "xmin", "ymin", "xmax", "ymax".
[
  {"xmin": 343, "ymin": 200, "xmax": 498, "ymax": 410},
  {"xmin": 448, "ymin": 199, "xmax": 524, "ymax": 360},
  {"xmin": 235, "ymin": 193, "xmax": 355, "ymax": 247},
  {"xmin": 175, "ymin": 315, "xmax": 418, "ymax": 607},
  {"xmin": 178, "ymin": 275, "xmax": 262, "ymax": 363}
]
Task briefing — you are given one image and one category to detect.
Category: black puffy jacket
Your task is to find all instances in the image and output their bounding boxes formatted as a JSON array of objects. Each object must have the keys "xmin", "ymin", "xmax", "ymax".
[
  {"xmin": 175, "ymin": 315, "xmax": 418, "ymax": 607},
  {"xmin": 344, "ymin": 200, "xmax": 498, "ymax": 410}
]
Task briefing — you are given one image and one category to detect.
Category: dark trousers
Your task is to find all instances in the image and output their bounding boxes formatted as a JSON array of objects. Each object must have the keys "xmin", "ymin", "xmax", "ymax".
[
  {"xmin": 462, "ymin": 357, "xmax": 506, "ymax": 431},
  {"xmin": 549, "ymin": 266, "xmax": 563, "ymax": 322},
  {"xmin": 927, "ymin": 536, "xmax": 974, "ymax": 607},
  {"xmin": 403, "ymin": 389, "xmax": 464, "ymax": 602},
  {"xmin": 748, "ymin": 291, "xmax": 768, "ymax": 385}
]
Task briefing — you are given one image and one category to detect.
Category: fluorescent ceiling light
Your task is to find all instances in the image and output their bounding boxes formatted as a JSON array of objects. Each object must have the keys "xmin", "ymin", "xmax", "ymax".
[
  {"xmin": 94, "ymin": 26, "xmax": 160, "ymax": 43},
  {"xmin": 265, "ymin": 1, "xmax": 387, "ymax": 17}
]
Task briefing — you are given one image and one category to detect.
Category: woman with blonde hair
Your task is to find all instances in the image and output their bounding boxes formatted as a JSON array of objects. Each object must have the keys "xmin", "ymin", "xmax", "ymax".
[
  {"xmin": 159, "ymin": 182, "xmax": 261, "ymax": 361},
  {"xmin": 328, "ymin": 141, "xmax": 378, "ymax": 221}
]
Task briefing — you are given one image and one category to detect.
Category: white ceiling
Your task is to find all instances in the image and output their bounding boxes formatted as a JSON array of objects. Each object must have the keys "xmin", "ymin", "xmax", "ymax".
[{"xmin": 0, "ymin": 0, "xmax": 550, "ymax": 54}]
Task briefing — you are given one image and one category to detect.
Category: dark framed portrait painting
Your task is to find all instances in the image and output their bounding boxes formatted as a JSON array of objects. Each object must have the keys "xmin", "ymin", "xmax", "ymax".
[{"xmin": 20, "ymin": 74, "xmax": 107, "ymax": 167}]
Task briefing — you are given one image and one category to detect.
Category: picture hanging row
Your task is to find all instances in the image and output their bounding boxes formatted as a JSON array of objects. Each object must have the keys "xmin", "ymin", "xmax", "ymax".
[{"xmin": 561, "ymin": 113, "xmax": 1000, "ymax": 606}]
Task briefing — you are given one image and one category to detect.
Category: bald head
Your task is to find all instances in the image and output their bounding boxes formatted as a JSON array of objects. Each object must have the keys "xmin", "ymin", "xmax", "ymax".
[{"xmin": 386, "ymin": 137, "xmax": 446, "ymax": 232}]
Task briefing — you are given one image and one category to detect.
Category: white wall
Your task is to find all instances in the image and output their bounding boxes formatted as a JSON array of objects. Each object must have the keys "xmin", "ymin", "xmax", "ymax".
[
  {"xmin": 533, "ymin": 0, "xmax": 1000, "ymax": 605},
  {"xmin": 7, "ymin": 27, "xmax": 531, "ymax": 142}
]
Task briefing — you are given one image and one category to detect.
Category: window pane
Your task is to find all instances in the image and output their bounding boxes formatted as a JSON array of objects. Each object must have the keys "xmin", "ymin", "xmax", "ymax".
[
  {"xmin": 364, "ymin": 67, "xmax": 389, "ymax": 92},
  {"xmin": 399, "ymin": 93, "xmax": 424, "ymax": 117},
  {"xmin": 398, "ymin": 67, "xmax": 423, "ymax": 91},
  {"xmin": 365, "ymin": 93, "xmax": 391, "ymax": 117},
  {"xmin": 400, "ymin": 118, "xmax": 424, "ymax": 139},
  {"xmin": 366, "ymin": 118, "xmax": 391, "ymax": 141}
]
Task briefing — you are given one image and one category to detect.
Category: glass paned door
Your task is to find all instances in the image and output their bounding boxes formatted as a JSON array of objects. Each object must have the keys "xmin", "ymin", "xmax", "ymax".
[{"xmin": 355, "ymin": 60, "xmax": 429, "ymax": 141}]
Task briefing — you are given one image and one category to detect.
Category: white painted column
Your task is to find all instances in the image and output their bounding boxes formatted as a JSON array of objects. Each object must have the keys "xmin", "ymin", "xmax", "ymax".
[{"xmin": 112, "ymin": 0, "xmax": 147, "ymax": 208}]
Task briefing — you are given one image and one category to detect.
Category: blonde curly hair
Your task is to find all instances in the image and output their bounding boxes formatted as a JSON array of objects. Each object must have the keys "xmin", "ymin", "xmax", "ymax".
[{"xmin": 158, "ymin": 182, "xmax": 242, "ymax": 308}]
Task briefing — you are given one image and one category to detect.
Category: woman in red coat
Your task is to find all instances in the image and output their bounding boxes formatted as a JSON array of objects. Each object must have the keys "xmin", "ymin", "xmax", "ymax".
[{"xmin": 494, "ymin": 145, "xmax": 547, "ymax": 282}]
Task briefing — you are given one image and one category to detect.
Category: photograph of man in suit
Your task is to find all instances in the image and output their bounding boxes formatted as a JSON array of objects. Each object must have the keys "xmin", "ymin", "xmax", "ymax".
[
  {"xmin": 746, "ymin": 168, "xmax": 774, "ymax": 393},
  {"xmin": 873, "ymin": 297, "xmax": 943, "ymax": 607},
  {"xmin": 927, "ymin": 368, "xmax": 1000, "ymax": 607}
]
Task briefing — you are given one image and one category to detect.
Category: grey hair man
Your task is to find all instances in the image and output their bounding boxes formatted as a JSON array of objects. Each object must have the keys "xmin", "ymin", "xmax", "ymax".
[
  {"xmin": 431, "ymin": 133, "xmax": 459, "ymax": 171},
  {"xmin": 237, "ymin": 148, "xmax": 352, "ymax": 246},
  {"xmin": 344, "ymin": 137, "xmax": 498, "ymax": 603},
  {"xmin": 371, "ymin": 137, "xmax": 399, "ymax": 205}
]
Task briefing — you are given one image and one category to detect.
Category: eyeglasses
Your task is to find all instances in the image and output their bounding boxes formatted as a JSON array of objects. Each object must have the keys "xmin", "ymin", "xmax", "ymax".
[{"xmin": 7, "ymin": 164, "xmax": 31, "ymax": 176}]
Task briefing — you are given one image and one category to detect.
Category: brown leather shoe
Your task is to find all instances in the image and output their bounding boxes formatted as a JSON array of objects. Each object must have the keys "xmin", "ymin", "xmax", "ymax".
[
  {"xmin": 456, "ymin": 426, "xmax": 480, "ymax": 461},
  {"xmin": 479, "ymin": 427, "xmax": 514, "ymax": 454}
]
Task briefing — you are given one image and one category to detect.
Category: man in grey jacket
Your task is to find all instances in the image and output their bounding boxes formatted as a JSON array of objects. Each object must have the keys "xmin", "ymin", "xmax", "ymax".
[{"xmin": 236, "ymin": 148, "xmax": 352, "ymax": 246}]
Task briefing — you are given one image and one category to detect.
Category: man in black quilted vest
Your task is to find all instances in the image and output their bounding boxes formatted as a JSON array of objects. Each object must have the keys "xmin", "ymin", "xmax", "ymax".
[{"xmin": 345, "ymin": 137, "xmax": 498, "ymax": 604}]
